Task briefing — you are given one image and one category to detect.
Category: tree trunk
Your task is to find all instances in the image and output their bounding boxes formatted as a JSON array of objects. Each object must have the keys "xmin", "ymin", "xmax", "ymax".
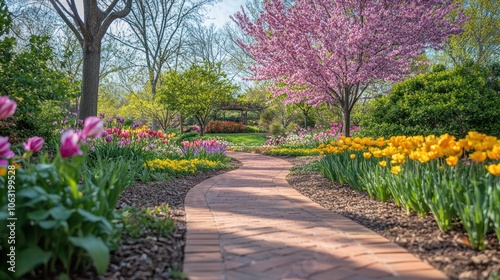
[
  {"xmin": 341, "ymin": 101, "xmax": 351, "ymax": 137},
  {"xmin": 78, "ymin": 43, "xmax": 101, "ymax": 120},
  {"xmin": 151, "ymin": 80, "xmax": 158, "ymax": 130},
  {"xmin": 195, "ymin": 115, "xmax": 207, "ymax": 136},
  {"xmin": 179, "ymin": 114, "xmax": 183, "ymax": 134}
]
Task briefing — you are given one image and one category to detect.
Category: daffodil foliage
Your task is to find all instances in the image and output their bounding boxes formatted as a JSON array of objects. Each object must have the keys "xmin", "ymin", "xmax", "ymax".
[{"xmin": 233, "ymin": 0, "xmax": 466, "ymax": 136}]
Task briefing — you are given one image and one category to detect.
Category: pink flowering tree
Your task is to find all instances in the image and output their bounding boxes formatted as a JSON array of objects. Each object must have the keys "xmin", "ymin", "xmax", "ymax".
[{"xmin": 233, "ymin": 0, "xmax": 466, "ymax": 136}]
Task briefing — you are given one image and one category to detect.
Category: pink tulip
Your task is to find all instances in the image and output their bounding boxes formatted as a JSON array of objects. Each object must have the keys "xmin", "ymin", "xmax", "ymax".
[
  {"xmin": 0, "ymin": 136, "xmax": 14, "ymax": 161},
  {"xmin": 0, "ymin": 96, "xmax": 17, "ymax": 120},
  {"xmin": 23, "ymin": 136, "xmax": 44, "ymax": 153},
  {"xmin": 82, "ymin": 116, "xmax": 104, "ymax": 138},
  {"xmin": 60, "ymin": 130, "xmax": 82, "ymax": 158}
]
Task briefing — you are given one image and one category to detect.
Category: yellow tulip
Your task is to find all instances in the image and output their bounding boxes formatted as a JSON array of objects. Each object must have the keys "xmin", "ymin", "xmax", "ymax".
[
  {"xmin": 469, "ymin": 151, "xmax": 487, "ymax": 163},
  {"xmin": 445, "ymin": 156, "xmax": 458, "ymax": 166},
  {"xmin": 350, "ymin": 154, "xmax": 356, "ymax": 159},
  {"xmin": 391, "ymin": 165, "xmax": 402, "ymax": 175},
  {"xmin": 485, "ymin": 163, "xmax": 500, "ymax": 176},
  {"xmin": 391, "ymin": 153, "xmax": 406, "ymax": 164},
  {"xmin": 417, "ymin": 153, "xmax": 430, "ymax": 163},
  {"xmin": 379, "ymin": 160, "xmax": 387, "ymax": 167},
  {"xmin": 487, "ymin": 146, "xmax": 500, "ymax": 160},
  {"xmin": 363, "ymin": 152, "xmax": 372, "ymax": 159}
]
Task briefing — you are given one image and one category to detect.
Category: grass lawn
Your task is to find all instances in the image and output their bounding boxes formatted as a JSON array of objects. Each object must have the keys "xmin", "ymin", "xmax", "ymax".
[{"xmin": 209, "ymin": 133, "xmax": 268, "ymax": 146}]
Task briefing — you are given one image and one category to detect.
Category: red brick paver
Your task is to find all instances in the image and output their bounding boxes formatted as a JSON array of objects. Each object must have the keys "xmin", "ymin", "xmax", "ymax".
[{"xmin": 183, "ymin": 152, "xmax": 448, "ymax": 280}]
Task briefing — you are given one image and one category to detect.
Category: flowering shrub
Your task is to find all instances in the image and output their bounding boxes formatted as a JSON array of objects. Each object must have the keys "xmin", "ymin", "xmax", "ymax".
[
  {"xmin": 0, "ymin": 96, "xmax": 134, "ymax": 278},
  {"xmin": 205, "ymin": 120, "xmax": 247, "ymax": 133},
  {"xmin": 187, "ymin": 125, "xmax": 201, "ymax": 133},
  {"xmin": 265, "ymin": 123, "xmax": 359, "ymax": 148},
  {"xmin": 318, "ymin": 131, "xmax": 500, "ymax": 250}
]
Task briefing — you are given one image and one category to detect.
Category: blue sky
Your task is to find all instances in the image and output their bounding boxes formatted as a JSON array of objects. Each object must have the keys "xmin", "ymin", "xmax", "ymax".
[{"xmin": 203, "ymin": 0, "xmax": 247, "ymax": 28}]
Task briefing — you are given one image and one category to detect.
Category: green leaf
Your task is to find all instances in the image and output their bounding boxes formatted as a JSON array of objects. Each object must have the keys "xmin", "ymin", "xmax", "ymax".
[
  {"xmin": 0, "ymin": 270, "xmax": 13, "ymax": 280},
  {"xmin": 49, "ymin": 206, "xmax": 73, "ymax": 220},
  {"xmin": 69, "ymin": 235, "xmax": 110, "ymax": 275},
  {"xmin": 58, "ymin": 274, "xmax": 70, "ymax": 280},
  {"xmin": 16, "ymin": 246, "xmax": 51, "ymax": 278},
  {"xmin": 77, "ymin": 209, "xmax": 102, "ymax": 223},
  {"xmin": 38, "ymin": 220, "xmax": 58, "ymax": 229},
  {"xmin": 27, "ymin": 209, "xmax": 50, "ymax": 221},
  {"xmin": 18, "ymin": 187, "xmax": 46, "ymax": 199}
]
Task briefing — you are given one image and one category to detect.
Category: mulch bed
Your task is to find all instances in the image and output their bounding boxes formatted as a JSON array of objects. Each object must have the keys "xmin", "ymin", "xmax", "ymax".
[
  {"xmin": 97, "ymin": 160, "xmax": 243, "ymax": 280},
  {"xmin": 282, "ymin": 156, "xmax": 500, "ymax": 280},
  {"xmin": 91, "ymin": 154, "xmax": 500, "ymax": 280}
]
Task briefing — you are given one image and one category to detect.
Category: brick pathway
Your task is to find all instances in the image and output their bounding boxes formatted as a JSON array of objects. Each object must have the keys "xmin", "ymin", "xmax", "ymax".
[{"xmin": 183, "ymin": 152, "xmax": 448, "ymax": 280}]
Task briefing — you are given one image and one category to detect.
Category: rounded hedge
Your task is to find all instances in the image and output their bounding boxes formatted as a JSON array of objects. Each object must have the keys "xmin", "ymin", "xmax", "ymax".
[{"xmin": 360, "ymin": 64, "xmax": 500, "ymax": 138}]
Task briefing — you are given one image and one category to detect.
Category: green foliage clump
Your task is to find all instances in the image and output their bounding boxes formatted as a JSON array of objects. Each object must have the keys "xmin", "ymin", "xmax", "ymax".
[
  {"xmin": 119, "ymin": 205, "xmax": 175, "ymax": 239},
  {"xmin": 360, "ymin": 64, "xmax": 500, "ymax": 138},
  {"xmin": 246, "ymin": 125, "xmax": 261, "ymax": 133},
  {"xmin": 0, "ymin": 155, "xmax": 136, "ymax": 279},
  {"xmin": 0, "ymin": 0, "xmax": 75, "ymax": 144}
]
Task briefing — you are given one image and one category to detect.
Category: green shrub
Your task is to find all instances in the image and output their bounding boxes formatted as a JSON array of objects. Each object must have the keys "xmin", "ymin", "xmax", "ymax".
[
  {"xmin": 119, "ymin": 205, "xmax": 175, "ymax": 239},
  {"xmin": 177, "ymin": 131, "xmax": 201, "ymax": 142},
  {"xmin": 0, "ymin": 154, "xmax": 135, "ymax": 279},
  {"xmin": 360, "ymin": 64, "xmax": 500, "ymax": 138},
  {"xmin": 246, "ymin": 125, "xmax": 261, "ymax": 133}
]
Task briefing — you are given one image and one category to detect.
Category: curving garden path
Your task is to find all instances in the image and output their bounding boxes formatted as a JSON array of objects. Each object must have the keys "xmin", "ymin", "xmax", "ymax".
[{"xmin": 183, "ymin": 152, "xmax": 448, "ymax": 280}]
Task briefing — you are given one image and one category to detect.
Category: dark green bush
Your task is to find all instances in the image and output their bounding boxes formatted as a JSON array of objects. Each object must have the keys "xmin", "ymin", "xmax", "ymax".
[{"xmin": 360, "ymin": 64, "xmax": 500, "ymax": 138}]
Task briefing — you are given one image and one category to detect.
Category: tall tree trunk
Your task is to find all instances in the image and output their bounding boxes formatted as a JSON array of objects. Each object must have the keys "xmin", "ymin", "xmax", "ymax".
[
  {"xmin": 79, "ymin": 43, "xmax": 101, "ymax": 120},
  {"xmin": 341, "ymin": 101, "xmax": 351, "ymax": 137},
  {"xmin": 179, "ymin": 114, "xmax": 183, "ymax": 134},
  {"xmin": 151, "ymin": 79, "xmax": 158, "ymax": 130}
]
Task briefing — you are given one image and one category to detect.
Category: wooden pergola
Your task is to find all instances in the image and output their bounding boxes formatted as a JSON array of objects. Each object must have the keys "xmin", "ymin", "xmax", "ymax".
[{"xmin": 218, "ymin": 102, "xmax": 265, "ymax": 125}]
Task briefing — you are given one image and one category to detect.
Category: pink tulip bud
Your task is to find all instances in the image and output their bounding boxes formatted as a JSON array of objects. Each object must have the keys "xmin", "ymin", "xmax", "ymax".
[
  {"xmin": 23, "ymin": 136, "xmax": 44, "ymax": 153},
  {"xmin": 0, "ymin": 136, "xmax": 14, "ymax": 160},
  {"xmin": 82, "ymin": 116, "xmax": 104, "ymax": 138},
  {"xmin": 0, "ymin": 96, "xmax": 17, "ymax": 120},
  {"xmin": 60, "ymin": 130, "xmax": 82, "ymax": 158}
]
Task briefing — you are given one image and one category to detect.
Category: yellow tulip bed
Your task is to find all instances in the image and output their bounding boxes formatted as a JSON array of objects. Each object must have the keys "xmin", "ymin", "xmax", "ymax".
[
  {"xmin": 144, "ymin": 158, "xmax": 220, "ymax": 175},
  {"xmin": 315, "ymin": 131, "xmax": 500, "ymax": 250},
  {"xmin": 263, "ymin": 147, "xmax": 321, "ymax": 156}
]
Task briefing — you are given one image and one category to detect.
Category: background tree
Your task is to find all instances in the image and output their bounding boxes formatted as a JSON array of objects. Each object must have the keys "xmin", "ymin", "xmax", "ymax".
[
  {"xmin": 233, "ymin": 0, "xmax": 466, "ymax": 136},
  {"xmin": 119, "ymin": 0, "xmax": 214, "ymax": 129},
  {"xmin": 0, "ymin": 0, "xmax": 73, "ymax": 142},
  {"xmin": 159, "ymin": 62, "xmax": 237, "ymax": 135},
  {"xmin": 444, "ymin": 0, "xmax": 500, "ymax": 66},
  {"xmin": 119, "ymin": 89, "xmax": 179, "ymax": 131},
  {"xmin": 48, "ymin": 0, "xmax": 132, "ymax": 119},
  {"xmin": 259, "ymin": 98, "xmax": 301, "ymax": 136}
]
